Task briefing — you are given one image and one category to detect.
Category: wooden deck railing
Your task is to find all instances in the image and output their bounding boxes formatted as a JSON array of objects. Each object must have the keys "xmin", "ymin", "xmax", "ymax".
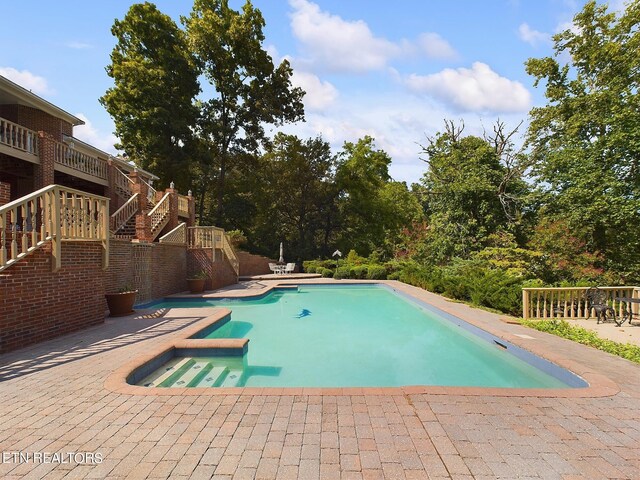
[
  {"xmin": 110, "ymin": 193, "xmax": 139, "ymax": 233},
  {"xmin": 522, "ymin": 286, "xmax": 640, "ymax": 319},
  {"xmin": 222, "ymin": 232, "xmax": 239, "ymax": 276},
  {"xmin": 54, "ymin": 141, "xmax": 108, "ymax": 181},
  {"xmin": 187, "ymin": 226, "xmax": 239, "ymax": 276},
  {"xmin": 0, "ymin": 117, "xmax": 38, "ymax": 156},
  {"xmin": 148, "ymin": 192, "xmax": 171, "ymax": 240},
  {"xmin": 177, "ymin": 194, "xmax": 190, "ymax": 217},
  {"xmin": 114, "ymin": 167, "xmax": 134, "ymax": 200},
  {"xmin": 159, "ymin": 222, "xmax": 186, "ymax": 245},
  {"xmin": 0, "ymin": 185, "xmax": 109, "ymax": 272},
  {"xmin": 188, "ymin": 226, "xmax": 224, "ymax": 249}
]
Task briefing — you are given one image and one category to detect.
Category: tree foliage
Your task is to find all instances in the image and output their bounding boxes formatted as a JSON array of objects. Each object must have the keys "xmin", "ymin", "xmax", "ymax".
[
  {"xmin": 184, "ymin": 0, "xmax": 305, "ymax": 223},
  {"xmin": 525, "ymin": 0, "xmax": 640, "ymax": 275},
  {"xmin": 101, "ymin": 2, "xmax": 199, "ymax": 189},
  {"xmin": 420, "ymin": 121, "xmax": 528, "ymax": 263}
]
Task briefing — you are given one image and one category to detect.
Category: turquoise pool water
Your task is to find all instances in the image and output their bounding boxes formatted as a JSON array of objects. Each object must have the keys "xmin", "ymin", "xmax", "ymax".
[{"xmin": 139, "ymin": 285, "xmax": 579, "ymax": 388}]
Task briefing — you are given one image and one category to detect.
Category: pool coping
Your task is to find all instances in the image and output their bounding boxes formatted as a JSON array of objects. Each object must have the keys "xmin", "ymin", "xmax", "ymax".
[{"xmin": 105, "ymin": 280, "xmax": 620, "ymax": 397}]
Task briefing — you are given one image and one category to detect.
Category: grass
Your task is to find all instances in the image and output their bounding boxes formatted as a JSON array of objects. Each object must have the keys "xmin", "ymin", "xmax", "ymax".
[{"xmin": 522, "ymin": 319, "xmax": 640, "ymax": 364}]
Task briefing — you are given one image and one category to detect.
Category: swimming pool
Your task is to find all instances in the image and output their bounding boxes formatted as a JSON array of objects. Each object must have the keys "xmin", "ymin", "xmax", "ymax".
[{"xmin": 136, "ymin": 284, "xmax": 586, "ymax": 389}]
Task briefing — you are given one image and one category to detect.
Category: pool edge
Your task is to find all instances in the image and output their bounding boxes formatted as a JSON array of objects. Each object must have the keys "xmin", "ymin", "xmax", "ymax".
[{"xmin": 105, "ymin": 280, "xmax": 621, "ymax": 398}]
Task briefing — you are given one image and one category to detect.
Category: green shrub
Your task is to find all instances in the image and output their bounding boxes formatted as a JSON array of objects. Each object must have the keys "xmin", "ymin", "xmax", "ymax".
[
  {"xmin": 334, "ymin": 266, "xmax": 351, "ymax": 279},
  {"xmin": 387, "ymin": 271, "xmax": 401, "ymax": 280},
  {"xmin": 305, "ymin": 265, "xmax": 317, "ymax": 274},
  {"xmin": 523, "ymin": 319, "xmax": 640, "ymax": 364},
  {"xmin": 321, "ymin": 268, "xmax": 334, "ymax": 278},
  {"xmin": 366, "ymin": 265, "xmax": 387, "ymax": 280},
  {"xmin": 350, "ymin": 265, "xmax": 368, "ymax": 279}
]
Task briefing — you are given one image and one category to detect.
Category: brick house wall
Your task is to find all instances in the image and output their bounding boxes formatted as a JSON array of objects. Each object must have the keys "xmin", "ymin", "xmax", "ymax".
[
  {"xmin": 0, "ymin": 242, "xmax": 105, "ymax": 354},
  {"xmin": 0, "ymin": 181, "xmax": 10, "ymax": 206},
  {"xmin": 0, "ymin": 104, "xmax": 72, "ymax": 140},
  {"xmin": 236, "ymin": 251, "xmax": 276, "ymax": 276}
]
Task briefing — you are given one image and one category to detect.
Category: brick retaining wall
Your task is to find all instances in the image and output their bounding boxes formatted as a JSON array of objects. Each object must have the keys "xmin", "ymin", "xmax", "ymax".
[
  {"xmin": 0, "ymin": 242, "xmax": 105, "ymax": 354},
  {"xmin": 237, "ymin": 250, "xmax": 276, "ymax": 276}
]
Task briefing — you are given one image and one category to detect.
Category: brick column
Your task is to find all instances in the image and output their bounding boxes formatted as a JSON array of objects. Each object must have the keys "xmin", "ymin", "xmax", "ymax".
[
  {"xmin": 34, "ymin": 132, "xmax": 56, "ymax": 189},
  {"xmin": 106, "ymin": 158, "xmax": 118, "ymax": 215},
  {"xmin": 134, "ymin": 214, "xmax": 153, "ymax": 242},
  {"xmin": 0, "ymin": 182, "xmax": 10, "ymax": 206},
  {"xmin": 129, "ymin": 171, "xmax": 148, "ymax": 212}
]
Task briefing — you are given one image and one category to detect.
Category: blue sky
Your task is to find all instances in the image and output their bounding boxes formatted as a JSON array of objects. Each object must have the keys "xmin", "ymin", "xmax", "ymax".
[{"xmin": 0, "ymin": 0, "xmax": 621, "ymax": 183}]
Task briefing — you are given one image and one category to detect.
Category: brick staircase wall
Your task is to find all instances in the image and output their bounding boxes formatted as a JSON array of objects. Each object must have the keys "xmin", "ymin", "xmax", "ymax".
[
  {"xmin": 188, "ymin": 248, "xmax": 238, "ymax": 291},
  {"xmin": 236, "ymin": 250, "xmax": 276, "ymax": 276},
  {"xmin": 0, "ymin": 242, "xmax": 105, "ymax": 354}
]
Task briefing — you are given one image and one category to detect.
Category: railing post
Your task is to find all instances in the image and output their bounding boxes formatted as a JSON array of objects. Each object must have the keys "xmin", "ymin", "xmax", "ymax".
[
  {"xmin": 188, "ymin": 190, "xmax": 196, "ymax": 227},
  {"xmin": 164, "ymin": 185, "xmax": 179, "ymax": 232},
  {"xmin": 522, "ymin": 289, "xmax": 530, "ymax": 319},
  {"xmin": 102, "ymin": 197, "xmax": 110, "ymax": 269},
  {"xmin": 51, "ymin": 187, "xmax": 61, "ymax": 272}
]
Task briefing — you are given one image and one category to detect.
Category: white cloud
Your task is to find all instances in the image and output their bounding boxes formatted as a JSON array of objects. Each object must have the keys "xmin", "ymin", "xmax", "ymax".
[
  {"xmin": 405, "ymin": 62, "xmax": 532, "ymax": 113},
  {"xmin": 518, "ymin": 23, "xmax": 551, "ymax": 46},
  {"xmin": 288, "ymin": 0, "xmax": 459, "ymax": 72},
  {"xmin": 417, "ymin": 33, "xmax": 458, "ymax": 60},
  {"xmin": 65, "ymin": 41, "xmax": 93, "ymax": 50},
  {"xmin": 288, "ymin": 0, "xmax": 400, "ymax": 73},
  {"xmin": 73, "ymin": 113, "xmax": 119, "ymax": 154},
  {"xmin": 291, "ymin": 70, "xmax": 338, "ymax": 111},
  {"xmin": 0, "ymin": 67, "xmax": 53, "ymax": 95}
]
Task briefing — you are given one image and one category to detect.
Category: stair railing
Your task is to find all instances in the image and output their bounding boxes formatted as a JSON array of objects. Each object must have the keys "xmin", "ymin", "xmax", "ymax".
[
  {"xmin": 148, "ymin": 192, "xmax": 171, "ymax": 240},
  {"xmin": 222, "ymin": 233, "xmax": 239, "ymax": 276},
  {"xmin": 159, "ymin": 222, "xmax": 186, "ymax": 245},
  {"xmin": 110, "ymin": 193, "xmax": 139, "ymax": 233},
  {"xmin": 1, "ymin": 185, "xmax": 109, "ymax": 273}
]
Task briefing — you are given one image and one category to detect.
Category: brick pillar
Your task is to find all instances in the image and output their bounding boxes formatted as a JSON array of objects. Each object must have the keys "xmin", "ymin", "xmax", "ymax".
[
  {"xmin": 0, "ymin": 182, "xmax": 10, "ymax": 206},
  {"xmin": 165, "ymin": 186, "xmax": 179, "ymax": 231},
  {"xmin": 106, "ymin": 158, "xmax": 118, "ymax": 215},
  {"xmin": 188, "ymin": 191, "xmax": 196, "ymax": 227},
  {"xmin": 134, "ymin": 213, "xmax": 153, "ymax": 242},
  {"xmin": 129, "ymin": 171, "xmax": 148, "ymax": 212},
  {"xmin": 34, "ymin": 132, "xmax": 56, "ymax": 189}
]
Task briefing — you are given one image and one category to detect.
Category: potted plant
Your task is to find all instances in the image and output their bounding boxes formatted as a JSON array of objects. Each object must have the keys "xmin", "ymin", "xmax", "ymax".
[
  {"xmin": 105, "ymin": 285, "xmax": 137, "ymax": 317},
  {"xmin": 187, "ymin": 270, "xmax": 208, "ymax": 294}
]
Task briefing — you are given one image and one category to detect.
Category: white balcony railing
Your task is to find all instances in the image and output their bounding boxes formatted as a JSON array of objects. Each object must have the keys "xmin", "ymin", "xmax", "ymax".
[
  {"xmin": 54, "ymin": 141, "xmax": 108, "ymax": 181},
  {"xmin": 0, "ymin": 117, "xmax": 38, "ymax": 156}
]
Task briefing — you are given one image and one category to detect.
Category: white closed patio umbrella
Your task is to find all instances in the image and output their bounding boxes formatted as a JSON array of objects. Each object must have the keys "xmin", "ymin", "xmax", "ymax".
[{"xmin": 279, "ymin": 242, "xmax": 284, "ymax": 263}]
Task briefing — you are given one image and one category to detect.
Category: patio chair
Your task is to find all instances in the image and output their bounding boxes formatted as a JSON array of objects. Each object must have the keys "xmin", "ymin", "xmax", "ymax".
[
  {"xmin": 268, "ymin": 263, "xmax": 279, "ymax": 274},
  {"xmin": 585, "ymin": 287, "xmax": 616, "ymax": 324},
  {"xmin": 284, "ymin": 263, "xmax": 296, "ymax": 274}
]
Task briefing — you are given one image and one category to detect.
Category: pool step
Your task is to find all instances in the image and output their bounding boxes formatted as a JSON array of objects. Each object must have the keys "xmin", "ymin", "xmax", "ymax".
[
  {"xmin": 140, "ymin": 359, "xmax": 243, "ymax": 388},
  {"xmin": 195, "ymin": 366, "xmax": 229, "ymax": 387},
  {"xmin": 219, "ymin": 369, "xmax": 243, "ymax": 387},
  {"xmin": 142, "ymin": 358, "xmax": 190, "ymax": 387}
]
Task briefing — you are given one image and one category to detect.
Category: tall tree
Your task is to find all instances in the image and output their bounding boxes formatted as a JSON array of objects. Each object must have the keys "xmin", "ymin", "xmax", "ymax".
[
  {"xmin": 101, "ymin": 2, "xmax": 199, "ymax": 189},
  {"xmin": 253, "ymin": 133, "xmax": 335, "ymax": 261},
  {"xmin": 525, "ymin": 0, "xmax": 640, "ymax": 276},
  {"xmin": 184, "ymin": 0, "xmax": 305, "ymax": 223},
  {"xmin": 335, "ymin": 136, "xmax": 406, "ymax": 256},
  {"xmin": 420, "ymin": 122, "xmax": 526, "ymax": 263}
]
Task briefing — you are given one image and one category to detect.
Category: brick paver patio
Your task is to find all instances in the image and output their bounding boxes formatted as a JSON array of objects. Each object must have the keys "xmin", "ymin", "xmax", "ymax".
[{"xmin": 1, "ymin": 280, "xmax": 639, "ymax": 479}]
